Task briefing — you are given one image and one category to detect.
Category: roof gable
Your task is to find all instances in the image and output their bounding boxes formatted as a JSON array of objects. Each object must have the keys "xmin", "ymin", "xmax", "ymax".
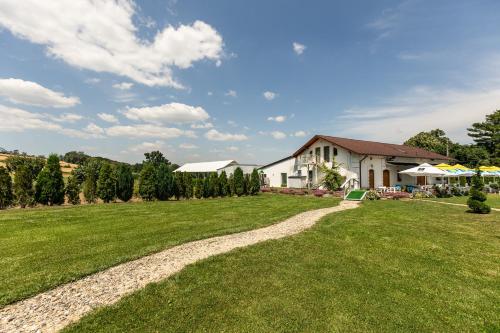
[{"xmin": 293, "ymin": 135, "xmax": 451, "ymax": 160}]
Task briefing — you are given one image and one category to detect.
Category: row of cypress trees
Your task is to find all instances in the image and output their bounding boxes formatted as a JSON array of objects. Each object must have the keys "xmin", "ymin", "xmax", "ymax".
[{"xmin": 138, "ymin": 163, "xmax": 261, "ymax": 201}]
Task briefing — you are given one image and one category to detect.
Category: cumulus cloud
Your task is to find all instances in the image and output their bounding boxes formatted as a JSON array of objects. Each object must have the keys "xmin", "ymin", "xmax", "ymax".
[
  {"xmin": 0, "ymin": 1, "xmax": 224, "ymax": 88},
  {"xmin": 292, "ymin": 130, "xmax": 307, "ymax": 137},
  {"xmin": 190, "ymin": 122, "xmax": 213, "ymax": 129},
  {"xmin": 225, "ymin": 90, "xmax": 237, "ymax": 98},
  {"xmin": 0, "ymin": 78, "xmax": 80, "ymax": 108},
  {"xmin": 263, "ymin": 91, "xmax": 277, "ymax": 100},
  {"xmin": 112, "ymin": 82, "xmax": 134, "ymax": 90},
  {"xmin": 267, "ymin": 115, "xmax": 286, "ymax": 123},
  {"xmin": 204, "ymin": 129, "xmax": 248, "ymax": 141},
  {"xmin": 128, "ymin": 140, "xmax": 165, "ymax": 152},
  {"xmin": 50, "ymin": 113, "xmax": 83, "ymax": 123},
  {"xmin": 270, "ymin": 131, "xmax": 286, "ymax": 139},
  {"xmin": 293, "ymin": 42, "xmax": 306, "ymax": 55},
  {"xmin": 179, "ymin": 143, "xmax": 198, "ymax": 149},
  {"xmin": 106, "ymin": 124, "xmax": 195, "ymax": 139},
  {"xmin": 226, "ymin": 146, "xmax": 239, "ymax": 152},
  {"xmin": 97, "ymin": 113, "xmax": 119, "ymax": 124},
  {"xmin": 123, "ymin": 102, "xmax": 209, "ymax": 124}
]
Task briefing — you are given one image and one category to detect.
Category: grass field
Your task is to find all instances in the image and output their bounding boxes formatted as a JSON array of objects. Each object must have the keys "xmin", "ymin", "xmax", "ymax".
[
  {"xmin": 0, "ymin": 194, "xmax": 338, "ymax": 306},
  {"xmin": 65, "ymin": 201, "xmax": 499, "ymax": 333},
  {"xmin": 425, "ymin": 193, "xmax": 500, "ymax": 208}
]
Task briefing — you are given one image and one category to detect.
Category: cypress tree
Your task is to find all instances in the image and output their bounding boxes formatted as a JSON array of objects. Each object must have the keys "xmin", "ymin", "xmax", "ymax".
[
  {"xmin": 250, "ymin": 168, "xmax": 260, "ymax": 195},
  {"xmin": 218, "ymin": 171, "xmax": 229, "ymax": 197},
  {"xmin": 243, "ymin": 173, "xmax": 251, "ymax": 195},
  {"xmin": 156, "ymin": 163, "xmax": 173, "ymax": 200},
  {"xmin": 0, "ymin": 166, "xmax": 13, "ymax": 209},
  {"xmin": 209, "ymin": 172, "xmax": 219, "ymax": 197},
  {"xmin": 234, "ymin": 167, "xmax": 245, "ymax": 196},
  {"xmin": 14, "ymin": 165, "xmax": 35, "ymax": 208},
  {"xmin": 83, "ymin": 159, "xmax": 100, "ymax": 203},
  {"xmin": 35, "ymin": 154, "xmax": 65, "ymax": 205},
  {"xmin": 183, "ymin": 172, "xmax": 193, "ymax": 199},
  {"xmin": 65, "ymin": 174, "xmax": 81, "ymax": 205},
  {"xmin": 194, "ymin": 177, "xmax": 203, "ymax": 199},
  {"xmin": 115, "ymin": 164, "xmax": 134, "ymax": 202},
  {"xmin": 202, "ymin": 176, "xmax": 210, "ymax": 198},
  {"xmin": 139, "ymin": 163, "xmax": 157, "ymax": 201},
  {"xmin": 228, "ymin": 173, "xmax": 235, "ymax": 196},
  {"xmin": 467, "ymin": 170, "xmax": 491, "ymax": 214},
  {"xmin": 97, "ymin": 163, "xmax": 116, "ymax": 203}
]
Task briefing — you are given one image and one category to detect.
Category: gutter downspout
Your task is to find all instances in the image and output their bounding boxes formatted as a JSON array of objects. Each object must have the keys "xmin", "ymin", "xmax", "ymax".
[{"xmin": 359, "ymin": 155, "xmax": 369, "ymax": 188}]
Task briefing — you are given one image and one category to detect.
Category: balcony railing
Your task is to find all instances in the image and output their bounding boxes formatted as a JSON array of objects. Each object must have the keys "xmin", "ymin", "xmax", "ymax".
[{"xmin": 300, "ymin": 155, "xmax": 321, "ymax": 165}]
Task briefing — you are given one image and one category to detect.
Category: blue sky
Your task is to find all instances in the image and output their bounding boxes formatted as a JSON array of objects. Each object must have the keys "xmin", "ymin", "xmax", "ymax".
[{"xmin": 1, "ymin": 0, "xmax": 499, "ymax": 165}]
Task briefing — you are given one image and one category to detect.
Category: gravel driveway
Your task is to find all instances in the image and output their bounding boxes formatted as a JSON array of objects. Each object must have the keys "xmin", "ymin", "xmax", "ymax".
[{"xmin": 0, "ymin": 200, "xmax": 359, "ymax": 333}]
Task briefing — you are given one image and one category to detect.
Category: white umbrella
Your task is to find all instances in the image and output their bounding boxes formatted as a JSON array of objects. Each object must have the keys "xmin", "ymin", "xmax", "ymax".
[{"xmin": 399, "ymin": 163, "xmax": 448, "ymax": 186}]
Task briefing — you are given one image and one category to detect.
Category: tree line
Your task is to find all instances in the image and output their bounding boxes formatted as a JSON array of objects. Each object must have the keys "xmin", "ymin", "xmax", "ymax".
[
  {"xmin": 404, "ymin": 110, "xmax": 499, "ymax": 167},
  {"xmin": 0, "ymin": 151, "xmax": 261, "ymax": 210}
]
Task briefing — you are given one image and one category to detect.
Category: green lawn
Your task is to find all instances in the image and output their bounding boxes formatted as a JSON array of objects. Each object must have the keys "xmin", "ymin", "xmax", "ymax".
[
  {"xmin": 65, "ymin": 201, "xmax": 499, "ymax": 333},
  {"xmin": 0, "ymin": 194, "xmax": 338, "ymax": 306},
  {"xmin": 426, "ymin": 193, "xmax": 500, "ymax": 208}
]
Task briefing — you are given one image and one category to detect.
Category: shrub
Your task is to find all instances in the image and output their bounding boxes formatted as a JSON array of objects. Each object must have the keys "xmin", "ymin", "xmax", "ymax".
[
  {"xmin": 115, "ymin": 164, "xmax": 134, "ymax": 202},
  {"xmin": 139, "ymin": 164, "xmax": 157, "ymax": 201},
  {"xmin": 35, "ymin": 154, "xmax": 65, "ymax": 206},
  {"xmin": 365, "ymin": 190, "xmax": 380, "ymax": 200},
  {"xmin": 261, "ymin": 187, "xmax": 271, "ymax": 193},
  {"xmin": 234, "ymin": 167, "xmax": 245, "ymax": 196},
  {"xmin": 97, "ymin": 163, "xmax": 116, "ymax": 203},
  {"xmin": 0, "ymin": 166, "xmax": 13, "ymax": 209},
  {"xmin": 13, "ymin": 165, "xmax": 35, "ymax": 208},
  {"xmin": 433, "ymin": 185, "xmax": 452, "ymax": 198},
  {"xmin": 467, "ymin": 171, "xmax": 490, "ymax": 214},
  {"xmin": 83, "ymin": 159, "xmax": 100, "ymax": 203},
  {"xmin": 249, "ymin": 169, "xmax": 260, "ymax": 195},
  {"xmin": 65, "ymin": 174, "xmax": 81, "ymax": 205},
  {"xmin": 411, "ymin": 191, "xmax": 435, "ymax": 199},
  {"xmin": 218, "ymin": 171, "xmax": 229, "ymax": 197},
  {"xmin": 319, "ymin": 159, "xmax": 343, "ymax": 191},
  {"xmin": 155, "ymin": 163, "xmax": 173, "ymax": 201}
]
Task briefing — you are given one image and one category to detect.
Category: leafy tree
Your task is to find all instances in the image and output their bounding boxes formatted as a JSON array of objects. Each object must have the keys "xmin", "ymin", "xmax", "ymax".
[
  {"xmin": 115, "ymin": 164, "xmax": 134, "ymax": 202},
  {"xmin": 139, "ymin": 164, "xmax": 157, "ymax": 201},
  {"xmin": 467, "ymin": 110, "xmax": 499, "ymax": 157},
  {"xmin": 183, "ymin": 172, "xmax": 193, "ymax": 199},
  {"xmin": 6, "ymin": 155, "xmax": 45, "ymax": 179},
  {"xmin": 249, "ymin": 169, "xmax": 260, "ymax": 195},
  {"xmin": 404, "ymin": 129, "xmax": 453, "ymax": 156},
  {"xmin": 61, "ymin": 151, "xmax": 90, "ymax": 165},
  {"xmin": 319, "ymin": 159, "xmax": 343, "ymax": 191},
  {"xmin": 72, "ymin": 164, "xmax": 85, "ymax": 185},
  {"xmin": 467, "ymin": 170, "xmax": 490, "ymax": 214},
  {"xmin": 233, "ymin": 167, "xmax": 245, "ymax": 196},
  {"xmin": 0, "ymin": 166, "xmax": 13, "ymax": 209},
  {"xmin": 13, "ymin": 165, "xmax": 35, "ymax": 208},
  {"xmin": 156, "ymin": 163, "xmax": 173, "ymax": 200},
  {"xmin": 218, "ymin": 171, "xmax": 229, "ymax": 197},
  {"xmin": 35, "ymin": 154, "xmax": 65, "ymax": 205},
  {"xmin": 83, "ymin": 159, "xmax": 100, "ymax": 203},
  {"xmin": 144, "ymin": 151, "xmax": 170, "ymax": 168},
  {"xmin": 65, "ymin": 174, "xmax": 81, "ymax": 205},
  {"xmin": 97, "ymin": 163, "xmax": 116, "ymax": 203},
  {"xmin": 451, "ymin": 145, "xmax": 490, "ymax": 168},
  {"xmin": 208, "ymin": 172, "xmax": 219, "ymax": 197}
]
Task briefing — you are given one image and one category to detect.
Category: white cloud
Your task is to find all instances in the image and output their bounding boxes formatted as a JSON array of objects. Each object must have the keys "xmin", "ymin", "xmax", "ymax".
[
  {"xmin": 106, "ymin": 124, "xmax": 195, "ymax": 139},
  {"xmin": 336, "ymin": 85, "xmax": 500, "ymax": 143},
  {"xmin": 207, "ymin": 91, "xmax": 213, "ymax": 96},
  {"xmin": 0, "ymin": 78, "xmax": 80, "ymax": 108},
  {"xmin": 267, "ymin": 115, "xmax": 286, "ymax": 123},
  {"xmin": 293, "ymin": 42, "xmax": 306, "ymax": 55},
  {"xmin": 97, "ymin": 113, "xmax": 119, "ymax": 124},
  {"xmin": 271, "ymin": 131, "xmax": 287, "ymax": 139},
  {"xmin": 293, "ymin": 130, "xmax": 307, "ymax": 137},
  {"xmin": 225, "ymin": 90, "xmax": 237, "ymax": 98},
  {"xmin": 263, "ymin": 91, "xmax": 277, "ymax": 100},
  {"xmin": 123, "ymin": 102, "xmax": 209, "ymax": 124},
  {"xmin": 84, "ymin": 78, "xmax": 100, "ymax": 84},
  {"xmin": 84, "ymin": 122, "xmax": 104, "ymax": 135},
  {"xmin": 179, "ymin": 143, "xmax": 198, "ymax": 149},
  {"xmin": 226, "ymin": 146, "xmax": 239, "ymax": 152},
  {"xmin": 112, "ymin": 82, "xmax": 134, "ymax": 90},
  {"xmin": 0, "ymin": 1, "xmax": 223, "ymax": 88},
  {"xmin": 227, "ymin": 120, "xmax": 237, "ymax": 127},
  {"xmin": 205, "ymin": 129, "xmax": 248, "ymax": 141},
  {"xmin": 190, "ymin": 122, "xmax": 213, "ymax": 129},
  {"xmin": 129, "ymin": 140, "xmax": 165, "ymax": 153},
  {"xmin": 50, "ymin": 113, "xmax": 83, "ymax": 123}
]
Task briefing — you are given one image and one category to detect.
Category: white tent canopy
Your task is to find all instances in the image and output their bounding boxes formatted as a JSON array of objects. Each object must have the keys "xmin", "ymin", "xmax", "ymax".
[
  {"xmin": 174, "ymin": 160, "xmax": 236, "ymax": 173},
  {"xmin": 399, "ymin": 163, "xmax": 448, "ymax": 177}
]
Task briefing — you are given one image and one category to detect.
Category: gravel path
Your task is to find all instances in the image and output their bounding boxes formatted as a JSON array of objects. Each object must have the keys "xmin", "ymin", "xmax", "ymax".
[{"xmin": 0, "ymin": 200, "xmax": 359, "ymax": 333}]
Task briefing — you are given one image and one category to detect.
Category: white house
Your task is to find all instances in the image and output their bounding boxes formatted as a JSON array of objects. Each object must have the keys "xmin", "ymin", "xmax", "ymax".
[
  {"xmin": 259, "ymin": 135, "xmax": 451, "ymax": 189},
  {"xmin": 174, "ymin": 160, "xmax": 260, "ymax": 177}
]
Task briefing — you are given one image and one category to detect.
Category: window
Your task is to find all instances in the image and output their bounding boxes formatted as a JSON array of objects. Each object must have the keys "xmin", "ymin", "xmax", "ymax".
[
  {"xmin": 281, "ymin": 173, "xmax": 287, "ymax": 187},
  {"xmin": 315, "ymin": 147, "xmax": 321, "ymax": 156},
  {"xmin": 324, "ymin": 146, "xmax": 330, "ymax": 162},
  {"xmin": 333, "ymin": 147, "xmax": 338, "ymax": 156}
]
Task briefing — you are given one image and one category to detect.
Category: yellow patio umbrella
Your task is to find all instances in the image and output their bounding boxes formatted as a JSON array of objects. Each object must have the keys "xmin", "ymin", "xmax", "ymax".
[
  {"xmin": 435, "ymin": 163, "xmax": 453, "ymax": 169},
  {"xmin": 479, "ymin": 166, "xmax": 500, "ymax": 171},
  {"xmin": 452, "ymin": 164, "xmax": 472, "ymax": 171}
]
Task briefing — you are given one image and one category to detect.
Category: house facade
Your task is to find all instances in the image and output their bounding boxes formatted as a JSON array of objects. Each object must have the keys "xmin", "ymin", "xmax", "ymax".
[{"xmin": 259, "ymin": 135, "xmax": 451, "ymax": 189}]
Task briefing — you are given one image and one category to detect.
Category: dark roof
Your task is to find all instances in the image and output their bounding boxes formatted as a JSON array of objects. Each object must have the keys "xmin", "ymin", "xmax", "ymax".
[
  {"xmin": 258, "ymin": 156, "xmax": 293, "ymax": 170},
  {"xmin": 292, "ymin": 135, "xmax": 452, "ymax": 160}
]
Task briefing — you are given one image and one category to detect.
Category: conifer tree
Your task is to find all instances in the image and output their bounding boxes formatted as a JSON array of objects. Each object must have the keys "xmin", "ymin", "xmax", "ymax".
[
  {"xmin": 183, "ymin": 172, "xmax": 193, "ymax": 199},
  {"xmin": 139, "ymin": 163, "xmax": 157, "ymax": 201},
  {"xmin": 83, "ymin": 159, "xmax": 100, "ymax": 203},
  {"xmin": 228, "ymin": 173, "xmax": 235, "ymax": 196},
  {"xmin": 467, "ymin": 170, "xmax": 491, "ymax": 214},
  {"xmin": 209, "ymin": 172, "xmax": 219, "ymax": 197},
  {"xmin": 249, "ymin": 168, "xmax": 260, "ymax": 195},
  {"xmin": 35, "ymin": 154, "xmax": 65, "ymax": 205},
  {"xmin": 233, "ymin": 167, "xmax": 245, "ymax": 196},
  {"xmin": 0, "ymin": 166, "xmax": 13, "ymax": 209},
  {"xmin": 156, "ymin": 163, "xmax": 173, "ymax": 200},
  {"xmin": 115, "ymin": 164, "xmax": 134, "ymax": 202},
  {"xmin": 65, "ymin": 174, "xmax": 81, "ymax": 205},
  {"xmin": 218, "ymin": 171, "xmax": 229, "ymax": 197},
  {"xmin": 14, "ymin": 164, "xmax": 35, "ymax": 208},
  {"xmin": 97, "ymin": 163, "xmax": 116, "ymax": 203}
]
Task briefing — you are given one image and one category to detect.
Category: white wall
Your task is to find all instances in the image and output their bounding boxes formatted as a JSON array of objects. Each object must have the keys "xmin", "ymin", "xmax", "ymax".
[{"xmin": 260, "ymin": 157, "xmax": 297, "ymax": 187}]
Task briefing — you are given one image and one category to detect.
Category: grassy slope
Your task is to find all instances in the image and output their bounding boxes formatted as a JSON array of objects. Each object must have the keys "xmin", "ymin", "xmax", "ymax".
[
  {"xmin": 426, "ymin": 194, "xmax": 500, "ymax": 208},
  {"xmin": 66, "ymin": 201, "xmax": 499, "ymax": 333},
  {"xmin": 0, "ymin": 194, "xmax": 338, "ymax": 306}
]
